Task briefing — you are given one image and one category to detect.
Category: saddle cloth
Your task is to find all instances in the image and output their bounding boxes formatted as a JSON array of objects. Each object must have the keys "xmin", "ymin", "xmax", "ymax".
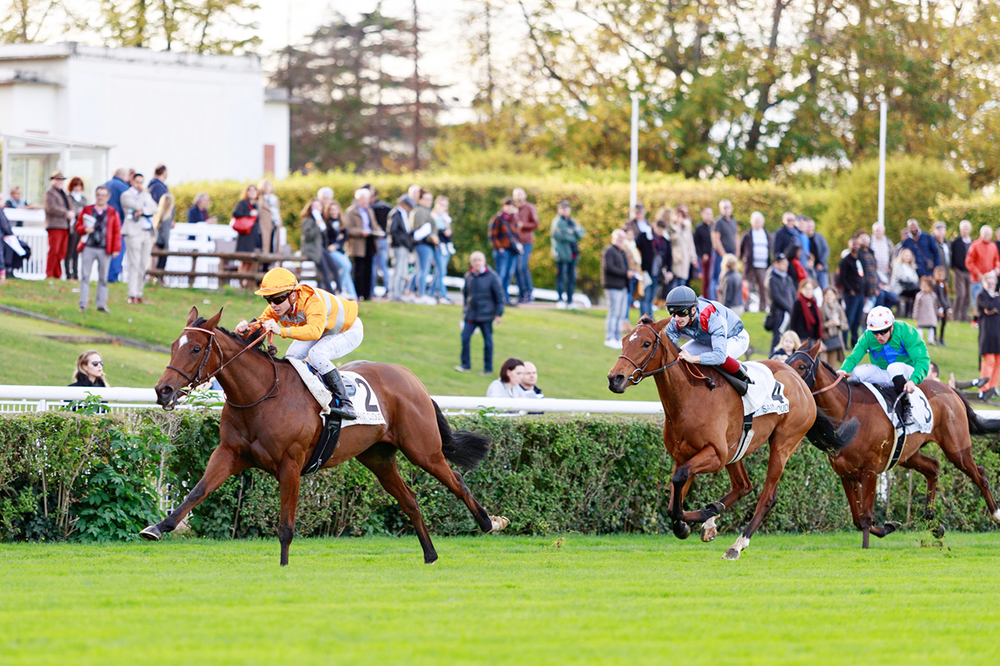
[
  {"xmin": 861, "ymin": 381, "xmax": 933, "ymax": 472},
  {"xmin": 727, "ymin": 362, "xmax": 790, "ymax": 465},
  {"xmin": 287, "ymin": 358, "xmax": 387, "ymax": 427}
]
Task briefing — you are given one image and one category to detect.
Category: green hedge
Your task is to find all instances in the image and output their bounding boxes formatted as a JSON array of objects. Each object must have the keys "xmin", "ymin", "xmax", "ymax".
[
  {"xmin": 933, "ymin": 195, "xmax": 1000, "ymax": 231},
  {"xmin": 2, "ymin": 410, "xmax": 998, "ymax": 542},
  {"xmin": 172, "ymin": 173, "xmax": 831, "ymax": 297}
]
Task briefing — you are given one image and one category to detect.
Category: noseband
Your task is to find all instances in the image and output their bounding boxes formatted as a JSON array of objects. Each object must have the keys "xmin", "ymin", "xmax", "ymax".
[{"xmin": 617, "ymin": 323, "xmax": 683, "ymax": 385}]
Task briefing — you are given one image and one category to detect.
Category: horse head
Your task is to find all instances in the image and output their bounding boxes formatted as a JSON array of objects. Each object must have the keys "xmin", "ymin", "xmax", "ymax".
[
  {"xmin": 607, "ymin": 315, "xmax": 674, "ymax": 393},
  {"xmin": 155, "ymin": 306, "xmax": 224, "ymax": 409},
  {"xmin": 784, "ymin": 340, "xmax": 823, "ymax": 389}
]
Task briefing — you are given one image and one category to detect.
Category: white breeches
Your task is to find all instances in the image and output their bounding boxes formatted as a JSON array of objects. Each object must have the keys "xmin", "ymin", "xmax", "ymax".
[
  {"xmin": 681, "ymin": 329, "xmax": 751, "ymax": 362},
  {"xmin": 850, "ymin": 362, "xmax": 913, "ymax": 387},
  {"xmin": 285, "ymin": 318, "xmax": 364, "ymax": 374}
]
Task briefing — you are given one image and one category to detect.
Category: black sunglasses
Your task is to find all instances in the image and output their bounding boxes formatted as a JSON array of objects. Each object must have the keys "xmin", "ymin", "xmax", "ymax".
[
  {"xmin": 667, "ymin": 307, "xmax": 692, "ymax": 316},
  {"xmin": 265, "ymin": 292, "xmax": 291, "ymax": 305},
  {"xmin": 90, "ymin": 360, "xmax": 104, "ymax": 367},
  {"xmin": 872, "ymin": 326, "xmax": 892, "ymax": 336}
]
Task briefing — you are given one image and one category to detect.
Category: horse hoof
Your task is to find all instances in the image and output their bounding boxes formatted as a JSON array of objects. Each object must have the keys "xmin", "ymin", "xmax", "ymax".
[
  {"xmin": 931, "ymin": 525, "xmax": 945, "ymax": 539},
  {"xmin": 425, "ymin": 554, "xmax": 439, "ymax": 564},
  {"xmin": 701, "ymin": 525, "xmax": 718, "ymax": 543},
  {"xmin": 722, "ymin": 547, "xmax": 741, "ymax": 561},
  {"xmin": 489, "ymin": 515, "xmax": 510, "ymax": 533},
  {"xmin": 139, "ymin": 525, "xmax": 162, "ymax": 541},
  {"xmin": 884, "ymin": 520, "xmax": 902, "ymax": 536},
  {"xmin": 673, "ymin": 521, "xmax": 691, "ymax": 540},
  {"xmin": 706, "ymin": 502, "xmax": 725, "ymax": 516}
]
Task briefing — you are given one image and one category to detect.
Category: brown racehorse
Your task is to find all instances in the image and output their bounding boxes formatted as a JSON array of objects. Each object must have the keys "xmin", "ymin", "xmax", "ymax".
[
  {"xmin": 785, "ymin": 342, "xmax": 1000, "ymax": 547},
  {"xmin": 141, "ymin": 307, "xmax": 509, "ymax": 565},
  {"xmin": 607, "ymin": 315, "xmax": 835, "ymax": 560}
]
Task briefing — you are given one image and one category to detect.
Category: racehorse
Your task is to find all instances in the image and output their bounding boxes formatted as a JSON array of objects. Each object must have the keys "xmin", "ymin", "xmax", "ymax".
[
  {"xmin": 607, "ymin": 315, "xmax": 834, "ymax": 560},
  {"xmin": 143, "ymin": 307, "xmax": 508, "ymax": 565},
  {"xmin": 786, "ymin": 342, "xmax": 1000, "ymax": 547}
]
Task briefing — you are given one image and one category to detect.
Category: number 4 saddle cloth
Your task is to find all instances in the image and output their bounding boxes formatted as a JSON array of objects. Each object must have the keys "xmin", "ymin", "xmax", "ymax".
[
  {"xmin": 287, "ymin": 358, "xmax": 387, "ymax": 427},
  {"xmin": 728, "ymin": 361, "xmax": 791, "ymax": 465}
]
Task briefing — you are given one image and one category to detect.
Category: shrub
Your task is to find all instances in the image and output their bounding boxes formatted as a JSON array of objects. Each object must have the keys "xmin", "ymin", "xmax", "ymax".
[{"xmin": 932, "ymin": 196, "xmax": 1000, "ymax": 231}]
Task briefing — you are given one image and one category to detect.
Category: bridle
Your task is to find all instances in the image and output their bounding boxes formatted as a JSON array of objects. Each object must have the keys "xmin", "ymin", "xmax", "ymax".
[
  {"xmin": 786, "ymin": 349, "xmax": 849, "ymax": 396},
  {"xmin": 164, "ymin": 326, "xmax": 280, "ymax": 409},
  {"xmin": 617, "ymin": 323, "xmax": 681, "ymax": 385}
]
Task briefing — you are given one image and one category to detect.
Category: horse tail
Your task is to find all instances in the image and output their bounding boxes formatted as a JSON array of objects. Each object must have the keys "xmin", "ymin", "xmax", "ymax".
[
  {"xmin": 805, "ymin": 407, "xmax": 859, "ymax": 455},
  {"xmin": 958, "ymin": 390, "xmax": 1000, "ymax": 434},
  {"xmin": 434, "ymin": 400, "xmax": 492, "ymax": 470}
]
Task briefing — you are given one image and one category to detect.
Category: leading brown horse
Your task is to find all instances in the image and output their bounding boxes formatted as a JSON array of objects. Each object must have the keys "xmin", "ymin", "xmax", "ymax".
[
  {"xmin": 142, "ymin": 307, "xmax": 508, "ymax": 565},
  {"xmin": 607, "ymin": 315, "xmax": 832, "ymax": 560},
  {"xmin": 785, "ymin": 341, "xmax": 1000, "ymax": 547}
]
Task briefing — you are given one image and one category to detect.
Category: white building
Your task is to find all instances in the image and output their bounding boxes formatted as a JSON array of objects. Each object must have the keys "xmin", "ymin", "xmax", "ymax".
[{"xmin": 0, "ymin": 42, "xmax": 289, "ymax": 207}]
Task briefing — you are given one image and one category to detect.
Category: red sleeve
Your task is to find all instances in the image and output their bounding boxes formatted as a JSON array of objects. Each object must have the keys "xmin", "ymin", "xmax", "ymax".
[
  {"xmin": 107, "ymin": 209, "xmax": 122, "ymax": 254},
  {"xmin": 75, "ymin": 205, "xmax": 90, "ymax": 235}
]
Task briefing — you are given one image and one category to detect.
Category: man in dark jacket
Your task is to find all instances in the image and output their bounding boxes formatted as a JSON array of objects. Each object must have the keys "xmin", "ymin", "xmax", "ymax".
[
  {"xmin": 838, "ymin": 235, "xmax": 867, "ymax": 347},
  {"xmin": 457, "ymin": 251, "xmax": 505, "ymax": 374},
  {"xmin": 388, "ymin": 195, "xmax": 415, "ymax": 301},
  {"xmin": 102, "ymin": 167, "xmax": 131, "ymax": 283},
  {"xmin": 603, "ymin": 229, "xmax": 634, "ymax": 348},
  {"xmin": 768, "ymin": 252, "xmax": 797, "ymax": 353},
  {"xmin": 148, "ymin": 164, "xmax": 169, "ymax": 203},
  {"xmin": 740, "ymin": 211, "xmax": 771, "ymax": 311},
  {"xmin": 902, "ymin": 218, "xmax": 940, "ymax": 277},
  {"xmin": 773, "ymin": 211, "xmax": 799, "ymax": 259},
  {"xmin": 951, "ymin": 220, "xmax": 973, "ymax": 321},
  {"xmin": 693, "ymin": 207, "xmax": 713, "ymax": 298}
]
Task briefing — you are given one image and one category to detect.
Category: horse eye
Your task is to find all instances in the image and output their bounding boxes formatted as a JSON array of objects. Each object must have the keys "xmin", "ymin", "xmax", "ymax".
[
  {"xmin": 192, "ymin": 347, "xmax": 201, "ymax": 354},
  {"xmin": 643, "ymin": 341, "xmax": 651, "ymax": 348}
]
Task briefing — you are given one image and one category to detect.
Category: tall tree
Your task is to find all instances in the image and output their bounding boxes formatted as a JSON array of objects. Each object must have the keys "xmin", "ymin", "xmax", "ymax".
[{"xmin": 1, "ymin": 0, "xmax": 69, "ymax": 43}]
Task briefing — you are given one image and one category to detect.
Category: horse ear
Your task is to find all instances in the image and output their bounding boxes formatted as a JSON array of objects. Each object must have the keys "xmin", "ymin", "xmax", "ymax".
[
  {"xmin": 186, "ymin": 307, "xmax": 199, "ymax": 326},
  {"xmin": 797, "ymin": 341, "xmax": 810, "ymax": 351},
  {"xmin": 638, "ymin": 314, "xmax": 656, "ymax": 326},
  {"xmin": 809, "ymin": 340, "xmax": 822, "ymax": 357},
  {"xmin": 204, "ymin": 308, "xmax": 224, "ymax": 331},
  {"xmin": 653, "ymin": 316, "xmax": 670, "ymax": 332}
]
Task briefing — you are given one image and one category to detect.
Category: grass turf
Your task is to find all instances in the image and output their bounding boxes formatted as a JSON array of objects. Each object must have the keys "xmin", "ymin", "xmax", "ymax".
[
  {"xmin": 1, "ymin": 533, "xmax": 998, "ymax": 665},
  {"xmin": 0, "ymin": 279, "xmax": 985, "ymax": 397}
]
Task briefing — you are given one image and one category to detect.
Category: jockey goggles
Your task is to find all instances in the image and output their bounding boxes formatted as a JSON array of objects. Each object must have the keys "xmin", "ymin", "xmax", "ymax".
[
  {"xmin": 872, "ymin": 325, "xmax": 892, "ymax": 337},
  {"xmin": 265, "ymin": 291, "xmax": 292, "ymax": 305},
  {"xmin": 667, "ymin": 305, "xmax": 695, "ymax": 317}
]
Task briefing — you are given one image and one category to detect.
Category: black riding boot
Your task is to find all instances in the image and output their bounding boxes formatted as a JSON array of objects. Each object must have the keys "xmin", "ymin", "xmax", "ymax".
[
  {"xmin": 321, "ymin": 368, "xmax": 358, "ymax": 420},
  {"xmin": 892, "ymin": 375, "xmax": 911, "ymax": 424},
  {"xmin": 732, "ymin": 364, "xmax": 753, "ymax": 385}
]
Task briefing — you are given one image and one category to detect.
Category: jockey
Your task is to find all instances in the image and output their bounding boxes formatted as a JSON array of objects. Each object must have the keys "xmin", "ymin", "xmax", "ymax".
[
  {"xmin": 663, "ymin": 285, "xmax": 753, "ymax": 394},
  {"xmin": 236, "ymin": 267, "xmax": 361, "ymax": 420},
  {"xmin": 837, "ymin": 306, "xmax": 930, "ymax": 421}
]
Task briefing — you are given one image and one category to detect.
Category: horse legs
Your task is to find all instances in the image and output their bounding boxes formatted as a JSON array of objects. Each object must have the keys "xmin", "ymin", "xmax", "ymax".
[
  {"xmin": 669, "ymin": 447, "xmax": 725, "ymax": 541},
  {"xmin": 683, "ymin": 463, "xmax": 754, "ymax": 543},
  {"xmin": 404, "ymin": 448, "xmax": 497, "ymax": 533},
  {"xmin": 140, "ymin": 445, "xmax": 248, "ymax": 541},
  {"xmin": 356, "ymin": 446, "xmax": 438, "ymax": 564},
  {"xmin": 939, "ymin": 445, "xmax": 1000, "ymax": 524},
  {"xmin": 899, "ymin": 452, "xmax": 944, "ymax": 537},
  {"xmin": 839, "ymin": 475, "xmax": 864, "ymax": 531},
  {"xmin": 723, "ymin": 437, "xmax": 795, "ymax": 561},
  {"xmin": 277, "ymin": 463, "xmax": 301, "ymax": 567}
]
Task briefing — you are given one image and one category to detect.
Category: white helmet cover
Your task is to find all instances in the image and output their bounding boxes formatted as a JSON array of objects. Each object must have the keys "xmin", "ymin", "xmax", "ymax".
[{"xmin": 866, "ymin": 306, "xmax": 895, "ymax": 331}]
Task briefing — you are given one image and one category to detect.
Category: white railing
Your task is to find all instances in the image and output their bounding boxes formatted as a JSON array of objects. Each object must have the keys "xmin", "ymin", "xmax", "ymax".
[
  {"xmin": 11, "ymin": 227, "xmax": 48, "ymax": 280},
  {"xmin": 0, "ymin": 385, "xmax": 661, "ymax": 415}
]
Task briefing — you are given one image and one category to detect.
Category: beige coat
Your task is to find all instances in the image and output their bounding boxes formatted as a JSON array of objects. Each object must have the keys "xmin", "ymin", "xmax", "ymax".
[
  {"xmin": 669, "ymin": 218, "xmax": 697, "ymax": 280},
  {"xmin": 344, "ymin": 203, "xmax": 382, "ymax": 258}
]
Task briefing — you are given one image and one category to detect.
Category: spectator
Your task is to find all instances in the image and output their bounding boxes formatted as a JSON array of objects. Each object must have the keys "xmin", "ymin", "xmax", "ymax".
[
  {"xmin": 717, "ymin": 253, "xmax": 744, "ymax": 315},
  {"xmin": 625, "ymin": 202, "xmax": 657, "ymax": 316},
  {"xmin": 821, "ymin": 288, "xmax": 849, "ymax": 364},
  {"xmin": 431, "ymin": 195, "xmax": 454, "ymax": 304},
  {"xmin": 805, "ymin": 218, "xmax": 830, "ymax": 290},
  {"xmin": 300, "ymin": 198, "xmax": 338, "ymax": 294},
  {"xmin": 187, "ymin": 193, "xmax": 217, "ymax": 224},
  {"xmin": 966, "ymin": 225, "xmax": 999, "ymax": 313},
  {"xmin": 975, "ymin": 271, "xmax": 1000, "ymax": 401},
  {"xmin": 740, "ymin": 211, "xmax": 771, "ymax": 311},
  {"xmin": 151, "ymin": 192, "xmax": 175, "ymax": 272},
  {"xmin": 102, "ymin": 168, "xmax": 131, "ymax": 283},
  {"xmin": 410, "ymin": 189, "xmax": 439, "ymax": 304},
  {"xmin": 388, "ymin": 195, "xmax": 415, "ymax": 302},
  {"xmin": 0, "ymin": 207, "xmax": 14, "ymax": 285},
  {"xmin": 513, "ymin": 188, "xmax": 539, "ymax": 303},
  {"xmin": 257, "ymin": 179, "xmax": 279, "ymax": 256},
  {"xmin": 366, "ymin": 185, "xmax": 392, "ymax": 299},
  {"xmin": 603, "ymin": 229, "xmax": 633, "ymax": 349},
  {"xmin": 517, "ymin": 361, "xmax": 544, "ymax": 398},
  {"xmin": 44, "ymin": 170, "xmax": 74, "ymax": 279},
  {"xmin": 927, "ymin": 362, "xmax": 939, "ymax": 382},
  {"xmin": 869, "ymin": 222, "xmax": 894, "ymax": 277},
  {"xmin": 148, "ymin": 164, "xmax": 169, "ymax": 203},
  {"xmin": 693, "ymin": 206, "xmax": 714, "ymax": 298},
  {"xmin": 951, "ymin": 220, "xmax": 973, "ymax": 321},
  {"xmin": 345, "ymin": 188, "xmax": 381, "ymax": 301},
  {"xmin": 232, "ymin": 183, "xmax": 261, "ymax": 281},
  {"xmin": 790, "ymin": 279, "xmax": 822, "ymax": 345},
  {"xmin": 855, "ymin": 232, "xmax": 881, "ymax": 309},
  {"xmin": 932, "ymin": 222, "xmax": 951, "ymax": 281},
  {"xmin": 667, "ymin": 204, "xmax": 698, "ymax": 292},
  {"xmin": 456, "ymin": 251, "xmax": 504, "ymax": 374},
  {"xmin": 902, "ymin": 218, "xmax": 940, "ymax": 277},
  {"xmin": 324, "ymin": 201, "xmax": 356, "ymax": 300},
  {"xmin": 837, "ymin": 237, "xmax": 866, "ymax": 347},
  {"xmin": 768, "ymin": 252, "xmax": 796, "ymax": 353},
  {"xmin": 890, "ymin": 247, "xmax": 921, "ymax": 318},
  {"xmin": 913, "ymin": 276, "xmax": 939, "ymax": 344},
  {"xmin": 932, "ymin": 265, "xmax": 951, "ymax": 346},
  {"xmin": 551, "ymin": 199, "xmax": 586, "ymax": 309},
  {"xmin": 318, "ymin": 186, "xmax": 335, "ymax": 213},
  {"xmin": 769, "ymin": 330, "xmax": 802, "ymax": 363},
  {"xmin": 486, "ymin": 357, "xmax": 525, "ymax": 398},
  {"xmin": 69, "ymin": 351, "xmax": 109, "ymax": 387},
  {"xmin": 121, "ymin": 172, "xmax": 158, "ymax": 304},
  {"xmin": 76, "ymin": 185, "xmax": 121, "ymax": 313},
  {"xmin": 488, "ymin": 197, "xmax": 521, "ymax": 305},
  {"xmin": 651, "ymin": 219, "xmax": 673, "ymax": 307},
  {"xmin": 773, "ymin": 211, "xmax": 799, "ymax": 259},
  {"xmin": 710, "ymin": 199, "xmax": 738, "ymax": 300},
  {"xmin": 66, "ymin": 177, "xmax": 87, "ymax": 281},
  {"xmin": 786, "ymin": 243, "xmax": 808, "ymax": 285},
  {"xmin": 4, "ymin": 185, "xmax": 40, "ymax": 210}
]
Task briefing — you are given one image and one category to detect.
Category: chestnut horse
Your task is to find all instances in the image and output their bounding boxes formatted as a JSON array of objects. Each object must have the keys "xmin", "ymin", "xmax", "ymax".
[
  {"xmin": 785, "ymin": 342, "xmax": 1000, "ymax": 547},
  {"xmin": 142, "ymin": 307, "xmax": 508, "ymax": 565},
  {"xmin": 607, "ymin": 315, "xmax": 832, "ymax": 560}
]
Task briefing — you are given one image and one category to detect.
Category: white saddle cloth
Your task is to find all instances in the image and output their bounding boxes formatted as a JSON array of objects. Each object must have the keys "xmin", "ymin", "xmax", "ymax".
[
  {"xmin": 287, "ymin": 358, "xmax": 387, "ymax": 427},
  {"xmin": 862, "ymin": 382, "xmax": 934, "ymax": 437},
  {"xmin": 740, "ymin": 361, "xmax": 790, "ymax": 418}
]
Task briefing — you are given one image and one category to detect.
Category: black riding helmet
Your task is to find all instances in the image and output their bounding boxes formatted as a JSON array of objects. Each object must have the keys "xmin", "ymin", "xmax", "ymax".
[{"xmin": 665, "ymin": 285, "xmax": 699, "ymax": 318}]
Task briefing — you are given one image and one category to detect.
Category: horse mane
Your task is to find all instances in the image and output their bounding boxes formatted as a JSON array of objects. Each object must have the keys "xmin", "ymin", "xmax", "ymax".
[{"xmin": 191, "ymin": 317, "xmax": 289, "ymax": 364}]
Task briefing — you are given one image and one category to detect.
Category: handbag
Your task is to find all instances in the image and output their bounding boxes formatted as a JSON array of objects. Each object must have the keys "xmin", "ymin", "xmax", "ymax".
[
  {"xmin": 822, "ymin": 334, "xmax": 844, "ymax": 351},
  {"xmin": 763, "ymin": 311, "xmax": 776, "ymax": 332},
  {"xmin": 510, "ymin": 238, "xmax": 524, "ymax": 255},
  {"xmin": 231, "ymin": 216, "xmax": 255, "ymax": 235}
]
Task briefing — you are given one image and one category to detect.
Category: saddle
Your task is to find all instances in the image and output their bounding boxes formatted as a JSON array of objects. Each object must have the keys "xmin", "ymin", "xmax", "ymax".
[
  {"xmin": 716, "ymin": 366, "xmax": 751, "ymax": 396},
  {"xmin": 853, "ymin": 379, "xmax": 910, "ymax": 426}
]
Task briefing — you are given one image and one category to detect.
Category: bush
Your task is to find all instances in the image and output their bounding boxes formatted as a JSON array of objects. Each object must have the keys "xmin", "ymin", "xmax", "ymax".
[
  {"xmin": 2, "ymin": 411, "xmax": 998, "ymax": 541},
  {"xmin": 932, "ymin": 196, "xmax": 1000, "ymax": 231},
  {"xmin": 172, "ymin": 172, "xmax": 832, "ymax": 298},
  {"xmin": 819, "ymin": 157, "xmax": 969, "ymax": 253}
]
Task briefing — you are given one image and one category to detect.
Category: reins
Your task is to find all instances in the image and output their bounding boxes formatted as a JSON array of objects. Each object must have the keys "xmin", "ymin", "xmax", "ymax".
[
  {"xmin": 786, "ymin": 349, "xmax": 853, "ymax": 420},
  {"xmin": 617, "ymin": 323, "xmax": 715, "ymax": 389}
]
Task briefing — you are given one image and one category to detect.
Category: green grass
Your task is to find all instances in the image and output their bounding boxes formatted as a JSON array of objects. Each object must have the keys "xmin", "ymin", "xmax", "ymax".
[
  {"xmin": 0, "ymin": 279, "xmax": 984, "ymax": 396},
  {"xmin": 1, "ymin": 533, "xmax": 998, "ymax": 665}
]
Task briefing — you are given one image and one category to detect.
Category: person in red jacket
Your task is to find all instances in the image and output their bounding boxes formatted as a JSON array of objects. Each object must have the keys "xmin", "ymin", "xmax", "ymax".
[
  {"xmin": 513, "ymin": 187, "xmax": 539, "ymax": 303},
  {"xmin": 75, "ymin": 185, "xmax": 122, "ymax": 313},
  {"xmin": 965, "ymin": 225, "xmax": 1000, "ymax": 309}
]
